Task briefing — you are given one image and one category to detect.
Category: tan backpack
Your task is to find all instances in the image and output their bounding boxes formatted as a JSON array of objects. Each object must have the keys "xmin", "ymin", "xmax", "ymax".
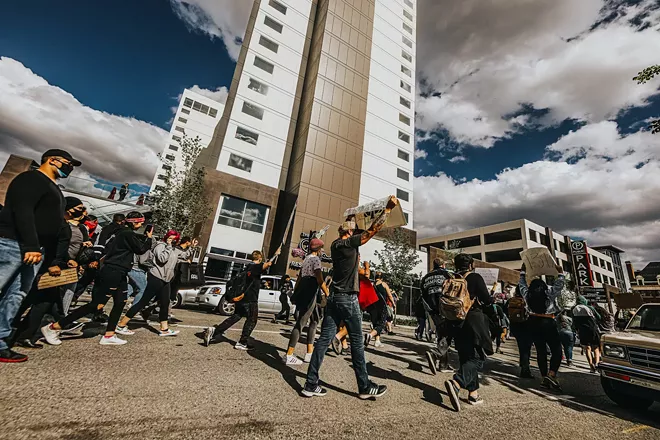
[{"xmin": 439, "ymin": 272, "xmax": 474, "ymax": 321}]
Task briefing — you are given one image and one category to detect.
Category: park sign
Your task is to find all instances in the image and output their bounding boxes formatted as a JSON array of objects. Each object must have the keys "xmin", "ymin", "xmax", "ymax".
[{"xmin": 571, "ymin": 240, "xmax": 594, "ymax": 288}]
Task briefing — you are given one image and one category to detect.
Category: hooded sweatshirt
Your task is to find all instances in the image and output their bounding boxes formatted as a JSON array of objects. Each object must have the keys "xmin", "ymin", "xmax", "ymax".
[{"xmin": 149, "ymin": 242, "xmax": 193, "ymax": 283}]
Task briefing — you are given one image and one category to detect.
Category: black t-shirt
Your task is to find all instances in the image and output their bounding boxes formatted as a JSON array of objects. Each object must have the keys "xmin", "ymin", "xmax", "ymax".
[
  {"xmin": 103, "ymin": 228, "xmax": 152, "ymax": 272},
  {"xmin": 244, "ymin": 262, "xmax": 263, "ymax": 303},
  {"xmin": 0, "ymin": 170, "xmax": 65, "ymax": 254},
  {"xmin": 464, "ymin": 272, "xmax": 493, "ymax": 309},
  {"xmin": 421, "ymin": 268, "xmax": 450, "ymax": 312},
  {"xmin": 330, "ymin": 235, "xmax": 361, "ymax": 293}
]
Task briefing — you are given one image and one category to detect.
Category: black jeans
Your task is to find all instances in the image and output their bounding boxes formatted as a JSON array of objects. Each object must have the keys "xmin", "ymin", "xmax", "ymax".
[
  {"xmin": 275, "ymin": 295, "xmax": 291, "ymax": 321},
  {"xmin": 73, "ymin": 267, "xmax": 98, "ymax": 299},
  {"xmin": 529, "ymin": 316, "xmax": 562, "ymax": 377},
  {"xmin": 213, "ymin": 302, "xmax": 258, "ymax": 345},
  {"xmin": 511, "ymin": 322, "xmax": 533, "ymax": 372},
  {"xmin": 59, "ymin": 265, "xmax": 127, "ymax": 333},
  {"xmin": 13, "ymin": 286, "xmax": 63, "ymax": 343},
  {"xmin": 125, "ymin": 273, "xmax": 170, "ymax": 323},
  {"xmin": 453, "ymin": 342, "xmax": 485, "ymax": 392},
  {"xmin": 305, "ymin": 292, "xmax": 371, "ymax": 393}
]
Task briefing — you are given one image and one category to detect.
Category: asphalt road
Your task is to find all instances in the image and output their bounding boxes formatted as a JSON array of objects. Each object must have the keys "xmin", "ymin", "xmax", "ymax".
[{"xmin": 1, "ymin": 305, "xmax": 659, "ymax": 440}]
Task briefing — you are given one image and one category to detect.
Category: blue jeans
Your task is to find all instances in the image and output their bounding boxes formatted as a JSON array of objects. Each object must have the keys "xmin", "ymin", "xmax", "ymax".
[
  {"xmin": 127, "ymin": 268, "xmax": 148, "ymax": 304},
  {"xmin": 305, "ymin": 292, "xmax": 371, "ymax": 393},
  {"xmin": 0, "ymin": 238, "xmax": 42, "ymax": 350},
  {"xmin": 559, "ymin": 329, "xmax": 575, "ymax": 362}
]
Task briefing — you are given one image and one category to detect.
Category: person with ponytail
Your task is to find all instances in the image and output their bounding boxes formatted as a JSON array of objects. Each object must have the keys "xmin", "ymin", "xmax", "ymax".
[{"xmin": 116, "ymin": 229, "xmax": 197, "ymax": 337}]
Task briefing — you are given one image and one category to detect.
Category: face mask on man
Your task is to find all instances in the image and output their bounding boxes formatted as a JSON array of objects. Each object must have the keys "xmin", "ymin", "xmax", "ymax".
[{"xmin": 55, "ymin": 160, "xmax": 74, "ymax": 178}]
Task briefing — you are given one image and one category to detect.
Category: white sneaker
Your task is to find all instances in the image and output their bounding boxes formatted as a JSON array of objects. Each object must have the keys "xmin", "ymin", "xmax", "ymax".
[
  {"xmin": 285, "ymin": 355, "xmax": 304, "ymax": 366},
  {"xmin": 234, "ymin": 342, "xmax": 249, "ymax": 350},
  {"xmin": 304, "ymin": 352, "xmax": 313, "ymax": 363},
  {"xmin": 159, "ymin": 329, "xmax": 179, "ymax": 337},
  {"xmin": 40, "ymin": 324, "xmax": 62, "ymax": 346},
  {"xmin": 115, "ymin": 326, "xmax": 135, "ymax": 336},
  {"xmin": 99, "ymin": 335, "xmax": 127, "ymax": 345},
  {"xmin": 374, "ymin": 340, "xmax": 384, "ymax": 348}
]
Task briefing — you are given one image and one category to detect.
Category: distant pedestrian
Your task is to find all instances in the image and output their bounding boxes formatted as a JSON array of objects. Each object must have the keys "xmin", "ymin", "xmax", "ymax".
[
  {"xmin": 420, "ymin": 259, "xmax": 453, "ymax": 374},
  {"xmin": 557, "ymin": 310, "xmax": 575, "ymax": 367},
  {"xmin": 118, "ymin": 183, "xmax": 129, "ymax": 201},
  {"xmin": 507, "ymin": 286, "xmax": 535, "ymax": 378},
  {"xmin": 272, "ymin": 274, "xmax": 293, "ymax": 324},
  {"xmin": 108, "ymin": 187, "xmax": 117, "ymax": 200},
  {"xmin": 136, "ymin": 194, "xmax": 145, "ymax": 205},
  {"xmin": 572, "ymin": 295, "xmax": 601, "ymax": 372},
  {"xmin": 0, "ymin": 148, "xmax": 81, "ymax": 362},
  {"xmin": 364, "ymin": 270, "xmax": 392, "ymax": 348}
]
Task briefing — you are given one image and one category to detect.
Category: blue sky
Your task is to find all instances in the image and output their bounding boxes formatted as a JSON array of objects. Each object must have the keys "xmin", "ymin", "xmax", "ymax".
[{"xmin": 0, "ymin": 0, "xmax": 659, "ymax": 264}]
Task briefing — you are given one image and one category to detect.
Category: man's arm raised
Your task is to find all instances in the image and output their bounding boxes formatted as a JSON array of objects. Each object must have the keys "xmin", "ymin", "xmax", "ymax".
[{"xmin": 360, "ymin": 196, "xmax": 398, "ymax": 245}]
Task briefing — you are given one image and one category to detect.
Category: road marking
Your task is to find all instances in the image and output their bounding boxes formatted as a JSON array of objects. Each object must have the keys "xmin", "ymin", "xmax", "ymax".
[
  {"xmin": 163, "ymin": 322, "xmax": 287, "ymax": 335},
  {"xmin": 622, "ymin": 425, "xmax": 650, "ymax": 434}
]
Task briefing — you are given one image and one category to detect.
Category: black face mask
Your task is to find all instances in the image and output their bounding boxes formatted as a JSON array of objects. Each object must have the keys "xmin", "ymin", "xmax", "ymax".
[
  {"xmin": 69, "ymin": 207, "xmax": 86, "ymax": 220},
  {"xmin": 56, "ymin": 161, "xmax": 74, "ymax": 178}
]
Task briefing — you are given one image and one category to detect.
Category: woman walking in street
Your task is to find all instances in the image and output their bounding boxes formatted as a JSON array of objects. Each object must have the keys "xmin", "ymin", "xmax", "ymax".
[
  {"xmin": 572, "ymin": 295, "xmax": 601, "ymax": 372},
  {"xmin": 115, "ymin": 231, "xmax": 196, "ymax": 337},
  {"xmin": 285, "ymin": 239, "xmax": 329, "ymax": 365},
  {"xmin": 364, "ymin": 270, "xmax": 390, "ymax": 348}
]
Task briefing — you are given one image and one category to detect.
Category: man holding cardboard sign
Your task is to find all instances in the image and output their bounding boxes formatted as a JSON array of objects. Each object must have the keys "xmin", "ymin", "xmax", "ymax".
[{"xmin": 519, "ymin": 247, "xmax": 559, "ymax": 280}]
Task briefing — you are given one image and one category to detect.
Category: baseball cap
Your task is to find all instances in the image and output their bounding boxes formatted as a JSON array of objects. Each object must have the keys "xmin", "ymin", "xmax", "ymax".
[
  {"xmin": 310, "ymin": 238, "xmax": 324, "ymax": 251},
  {"xmin": 64, "ymin": 196, "xmax": 84, "ymax": 211},
  {"xmin": 42, "ymin": 149, "xmax": 82, "ymax": 167}
]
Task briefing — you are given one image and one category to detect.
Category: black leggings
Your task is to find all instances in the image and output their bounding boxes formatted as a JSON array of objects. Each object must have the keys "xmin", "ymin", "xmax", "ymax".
[
  {"xmin": 287, "ymin": 300, "xmax": 319, "ymax": 349},
  {"xmin": 529, "ymin": 316, "xmax": 562, "ymax": 377},
  {"xmin": 59, "ymin": 266, "xmax": 128, "ymax": 333},
  {"xmin": 14, "ymin": 286, "xmax": 63, "ymax": 342},
  {"xmin": 213, "ymin": 302, "xmax": 259, "ymax": 345},
  {"xmin": 125, "ymin": 273, "xmax": 170, "ymax": 323}
]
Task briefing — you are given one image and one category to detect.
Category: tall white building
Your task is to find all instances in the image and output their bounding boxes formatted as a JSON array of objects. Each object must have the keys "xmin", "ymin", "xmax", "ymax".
[
  {"xmin": 195, "ymin": 0, "xmax": 419, "ymax": 279},
  {"xmin": 151, "ymin": 88, "xmax": 224, "ymax": 190}
]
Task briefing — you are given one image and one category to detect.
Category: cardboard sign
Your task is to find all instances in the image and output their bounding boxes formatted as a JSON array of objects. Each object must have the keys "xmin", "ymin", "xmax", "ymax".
[
  {"xmin": 37, "ymin": 268, "xmax": 79, "ymax": 290},
  {"xmin": 520, "ymin": 247, "xmax": 559, "ymax": 280},
  {"xmin": 475, "ymin": 268, "xmax": 499, "ymax": 286},
  {"xmin": 343, "ymin": 196, "xmax": 407, "ymax": 230}
]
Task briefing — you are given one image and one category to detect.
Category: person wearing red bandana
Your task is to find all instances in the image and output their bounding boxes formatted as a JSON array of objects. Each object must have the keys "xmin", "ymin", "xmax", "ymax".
[{"xmin": 41, "ymin": 211, "xmax": 152, "ymax": 346}]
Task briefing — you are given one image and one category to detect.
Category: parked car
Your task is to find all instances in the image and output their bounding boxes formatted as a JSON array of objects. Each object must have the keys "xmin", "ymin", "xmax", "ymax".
[{"xmin": 598, "ymin": 303, "xmax": 660, "ymax": 411}]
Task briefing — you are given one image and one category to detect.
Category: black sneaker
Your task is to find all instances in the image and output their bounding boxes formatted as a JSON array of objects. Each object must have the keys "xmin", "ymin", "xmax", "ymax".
[
  {"xmin": 364, "ymin": 333, "xmax": 372, "ymax": 347},
  {"xmin": 426, "ymin": 351, "xmax": 437, "ymax": 375},
  {"xmin": 359, "ymin": 384, "xmax": 387, "ymax": 400},
  {"xmin": 540, "ymin": 377, "xmax": 551, "ymax": 389},
  {"xmin": 302, "ymin": 384, "xmax": 327, "ymax": 398},
  {"xmin": 92, "ymin": 313, "xmax": 109, "ymax": 323},
  {"xmin": 520, "ymin": 369, "xmax": 535, "ymax": 379},
  {"xmin": 331, "ymin": 337, "xmax": 342, "ymax": 355},
  {"xmin": 15, "ymin": 339, "xmax": 43, "ymax": 349},
  {"xmin": 444, "ymin": 380, "xmax": 461, "ymax": 412},
  {"xmin": 468, "ymin": 395, "xmax": 484, "ymax": 406},
  {"xmin": 545, "ymin": 375, "xmax": 562, "ymax": 391},
  {"xmin": 0, "ymin": 348, "xmax": 28, "ymax": 363}
]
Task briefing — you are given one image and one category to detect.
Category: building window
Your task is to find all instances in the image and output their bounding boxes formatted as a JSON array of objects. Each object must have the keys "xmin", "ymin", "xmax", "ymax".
[
  {"xmin": 400, "ymin": 80, "xmax": 411, "ymax": 93},
  {"xmin": 183, "ymin": 98, "xmax": 193, "ymax": 108},
  {"xmin": 528, "ymin": 229, "xmax": 537, "ymax": 243},
  {"xmin": 607, "ymin": 262, "xmax": 612, "ymax": 272},
  {"xmin": 269, "ymin": 0, "xmax": 287, "ymax": 15},
  {"xmin": 402, "ymin": 50, "xmax": 413, "ymax": 63},
  {"xmin": 486, "ymin": 248, "xmax": 524, "ymax": 263},
  {"xmin": 595, "ymin": 272, "xmax": 602, "ymax": 283},
  {"xmin": 228, "ymin": 153, "xmax": 253, "ymax": 172},
  {"xmin": 235, "ymin": 126, "xmax": 259, "ymax": 145},
  {"xmin": 559, "ymin": 241, "xmax": 568, "ymax": 253},
  {"xmin": 248, "ymin": 78, "xmax": 269, "ymax": 95},
  {"xmin": 401, "ymin": 65, "xmax": 412, "ymax": 77},
  {"xmin": 162, "ymin": 164, "xmax": 172, "ymax": 171},
  {"xmin": 181, "ymin": 108, "xmax": 190, "ymax": 115},
  {"xmin": 458, "ymin": 235, "xmax": 481, "ymax": 248},
  {"xmin": 591, "ymin": 255, "xmax": 598, "ymax": 266},
  {"xmin": 168, "ymin": 145, "xmax": 179, "ymax": 151},
  {"xmin": 397, "ymin": 169, "xmax": 409, "ymax": 181},
  {"xmin": 217, "ymin": 195, "xmax": 268, "ymax": 233},
  {"xmin": 157, "ymin": 174, "xmax": 167, "ymax": 180},
  {"xmin": 404, "ymin": 212, "xmax": 409, "ymax": 223},
  {"xmin": 398, "ymin": 149, "xmax": 410, "ymax": 162},
  {"xmin": 259, "ymin": 35, "xmax": 279, "ymax": 53},
  {"xmin": 636, "ymin": 276, "xmax": 644, "ymax": 286},
  {"xmin": 209, "ymin": 108, "xmax": 218, "ymax": 118},
  {"xmin": 398, "ymin": 131, "xmax": 410, "ymax": 143},
  {"xmin": 400, "ymin": 96, "xmax": 411, "ymax": 108},
  {"xmin": 178, "ymin": 117, "xmax": 188, "ymax": 124},
  {"xmin": 172, "ymin": 135, "xmax": 181, "ymax": 142},
  {"xmin": 165, "ymin": 154, "xmax": 175, "ymax": 161},
  {"xmin": 402, "ymin": 36, "xmax": 413, "ymax": 48},
  {"xmin": 404, "ymin": 0, "xmax": 414, "ymax": 8},
  {"xmin": 242, "ymin": 101, "xmax": 264, "ymax": 120},
  {"xmin": 403, "ymin": 9, "xmax": 413, "ymax": 21},
  {"xmin": 254, "ymin": 56, "xmax": 275, "ymax": 74},
  {"xmin": 264, "ymin": 16, "xmax": 283, "ymax": 33},
  {"xmin": 403, "ymin": 23, "xmax": 413, "ymax": 34},
  {"xmin": 397, "ymin": 188, "xmax": 409, "ymax": 202},
  {"xmin": 175, "ymin": 126, "xmax": 185, "ymax": 133},
  {"xmin": 484, "ymin": 228, "xmax": 523, "ymax": 245},
  {"xmin": 399, "ymin": 113, "xmax": 411, "ymax": 125}
]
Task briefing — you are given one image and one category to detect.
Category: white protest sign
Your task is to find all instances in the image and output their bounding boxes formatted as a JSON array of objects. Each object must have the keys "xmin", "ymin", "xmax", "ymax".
[
  {"xmin": 520, "ymin": 247, "xmax": 559, "ymax": 279},
  {"xmin": 343, "ymin": 196, "xmax": 407, "ymax": 230},
  {"xmin": 475, "ymin": 268, "xmax": 499, "ymax": 286}
]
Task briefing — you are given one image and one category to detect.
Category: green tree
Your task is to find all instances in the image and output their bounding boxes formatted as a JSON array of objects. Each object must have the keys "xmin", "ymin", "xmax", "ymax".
[
  {"xmin": 150, "ymin": 135, "xmax": 211, "ymax": 236},
  {"xmin": 373, "ymin": 227, "xmax": 422, "ymax": 292},
  {"xmin": 633, "ymin": 65, "xmax": 660, "ymax": 134}
]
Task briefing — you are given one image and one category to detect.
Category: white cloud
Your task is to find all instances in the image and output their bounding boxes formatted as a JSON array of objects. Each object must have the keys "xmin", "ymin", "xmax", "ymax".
[
  {"xmin": 414, "ymin": 149, "xmax": 428, "ymax": 160},
  {"xmin": 187, "ymin": 85, "xmax": 228, "ymax": 104},
  {"xmin": 169, "ymin": 0, "xmax": 253, "ymax": 60},
  {"xmin": 416, "ymin": 0, "xmax": 660, "ymax": 147},
  {"xmin": 414, "ymin": 121, "xmax": 660, "ymax": 265},
  {"xmin": 0, "ymin": 57, "xmax": 166, "ymax": 185},
  {"xmin": 448, "ymin": 155, "xmax": 467, "ymax": 163}
]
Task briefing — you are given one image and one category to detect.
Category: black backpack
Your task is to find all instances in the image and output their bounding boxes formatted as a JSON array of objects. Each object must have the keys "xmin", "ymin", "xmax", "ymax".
[
  {"xmin": 527, "ymin": 279, "xmax": 549, "ymax": 315},
  {"xmin": 225, "ymin": 270, "xmax": 251, "ymax": 303}
]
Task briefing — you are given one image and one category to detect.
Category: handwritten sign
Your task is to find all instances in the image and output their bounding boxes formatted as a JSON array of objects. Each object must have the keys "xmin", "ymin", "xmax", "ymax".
[
  {"xmin": 343, "ymin": 196, "xmax": 407, "ymax": 230},
  {"xmin": 475, "ymin": 268, "xmax": 499, "ymax": 286},
  {"xmin": 37, "ymin": 268, "xmax": 79, "ymax": 290},
  {"xmin": 520, "ymin": 247, "xmax": 559, "ymax": 280}
]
